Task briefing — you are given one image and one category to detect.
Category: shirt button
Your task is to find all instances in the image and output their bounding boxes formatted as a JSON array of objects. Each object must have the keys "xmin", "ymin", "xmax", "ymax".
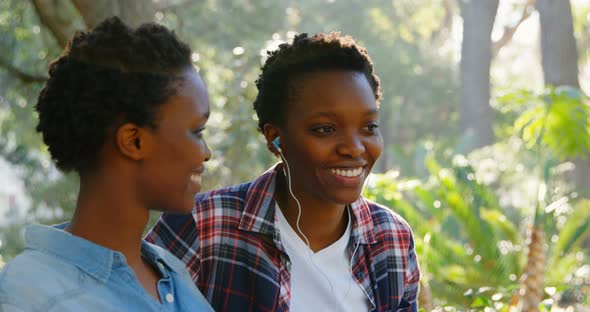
[{"xmin": 165, "ymin": 293, "xmax": 174, "ymax": 303}]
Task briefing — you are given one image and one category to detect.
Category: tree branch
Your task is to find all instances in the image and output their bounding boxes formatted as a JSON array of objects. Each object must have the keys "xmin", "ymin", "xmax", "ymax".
[
  {"xmin": 31, "ymin": 0, "xmax": 79, "ymax": 48},
  {"xmin": 71, "ymin": 0, "xmax": 156, "ymax": 29},
  {"xmin": 430, "ymin": 0, "xmax": 455, "ymax": 44},
  {"xmin": 155, "ymin": 0, "xmax": 191, "ymax": 11},
  {"xmin": 0, "ymin": 57, "xmax": 47, "ymax": 83},
  {"xmin": 492, "ymin": 0, "xmax": 535, "ymax": 58}
]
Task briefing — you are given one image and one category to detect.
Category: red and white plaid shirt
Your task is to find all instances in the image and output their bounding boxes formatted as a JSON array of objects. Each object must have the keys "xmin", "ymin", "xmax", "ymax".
[{"xmin": 146, "ymin": 165, "xmax": 420, "ymax": 311}]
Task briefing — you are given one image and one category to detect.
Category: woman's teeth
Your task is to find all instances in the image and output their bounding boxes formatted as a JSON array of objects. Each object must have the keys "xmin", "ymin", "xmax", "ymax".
[
  {"xmin": 330, "ymin": 167, "xmax": 363, "ymax": 177},
  {"xmin": 190, "ymin": 173, "xmax": 201, "ymax": 184}
]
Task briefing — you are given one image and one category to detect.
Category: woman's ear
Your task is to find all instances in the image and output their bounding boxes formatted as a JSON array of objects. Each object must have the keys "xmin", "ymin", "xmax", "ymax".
[
  {"xmin": 263, "ymin": 123, "xmax": 281, "ymax": 157},
  {"xmin": 115, "ymin": 123, "xmax": 149, "ymax": 161}
]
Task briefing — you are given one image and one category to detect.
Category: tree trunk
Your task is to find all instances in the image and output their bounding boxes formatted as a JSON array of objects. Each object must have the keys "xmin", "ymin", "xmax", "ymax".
[
  {"xmin": 537, "ymin": 0, "xmax": 579, "ymax": 88},
  {"xmin": 536, "ymin": 0, "xmax": 590, "ymax": 193},
  {"xmin": 518, "ymin": 227, "xmax": 546, "ymax": 312},
  {"xmin": 458, "ymin": 0, "xmax": 499, "ymax": 152}
]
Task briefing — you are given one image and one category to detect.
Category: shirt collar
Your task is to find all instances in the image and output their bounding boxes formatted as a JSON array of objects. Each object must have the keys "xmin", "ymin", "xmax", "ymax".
[
  {"xmin": 348, "ymin": 196, "xmax": 377, "ymax": 244},
  {"xmin": 238, "ymin": 163, "xmax": 376, "ymax": 245},
  {"xmin": 238, "ymin": 164, "xmax": 280, "ymax": 236},
  {"xmin": 141, "ymin": 241, "xmax": 184, "ymax": 276},
  {"xmin": 24, "ymin": 223, "xmax": 181, "ymax": 284}
]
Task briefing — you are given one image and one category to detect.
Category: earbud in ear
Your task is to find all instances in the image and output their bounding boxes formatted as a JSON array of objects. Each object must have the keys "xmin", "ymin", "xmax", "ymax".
[{"xmin": 272, "ymin": 137, "xmax": 281, "ymax": 153}]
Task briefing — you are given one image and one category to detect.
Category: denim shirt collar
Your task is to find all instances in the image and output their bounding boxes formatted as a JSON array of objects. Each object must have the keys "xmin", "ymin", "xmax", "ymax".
[{"xmin": 24, "ymin": 223, "xmax": 181, "ymax": 284}]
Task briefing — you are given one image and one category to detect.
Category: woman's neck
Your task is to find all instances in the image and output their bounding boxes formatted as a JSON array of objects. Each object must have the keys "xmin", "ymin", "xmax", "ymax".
[
  {"xmin": 275, "ymin": 171, "xmax": 349, "ymax": 252},
  {"xmin": 65, "ymin": 179, "xmax": 149, "ymax": 266}
]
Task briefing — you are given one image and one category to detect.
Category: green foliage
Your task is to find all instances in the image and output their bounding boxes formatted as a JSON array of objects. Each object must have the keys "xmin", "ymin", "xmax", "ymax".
[
  {"xmin": 499, "ymin": 86, "xmax": 590, "ymax": 160},
  {"xmin": 0, "ymin": 222, "xmax": 25, "ymax": 263},
  {"xmin": 572, "ymin": 1, "xmax": 590, "ymax": 65},
  {"xmin": 0, "ymin": 1, "xmax": 79, "ymax": 255},
  {"xmin": 364, "ymin": 147, "xmax": 590, "ymax": 308}
]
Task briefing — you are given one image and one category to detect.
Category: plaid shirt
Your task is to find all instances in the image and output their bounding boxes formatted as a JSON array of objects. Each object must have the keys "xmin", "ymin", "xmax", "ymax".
[{"xmin": 146, "ymin": 165, "xmax": 420, "ymax": 312}]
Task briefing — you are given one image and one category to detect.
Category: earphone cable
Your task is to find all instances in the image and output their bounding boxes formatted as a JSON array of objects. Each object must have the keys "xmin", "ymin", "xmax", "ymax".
[{"xmin": 278, "ymin": 152, "xmax": 336, "ymax": 296}]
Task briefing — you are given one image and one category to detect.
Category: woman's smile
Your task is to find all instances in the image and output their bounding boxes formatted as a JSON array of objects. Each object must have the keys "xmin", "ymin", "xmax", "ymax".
[{"xmin": 325, "ymin": 166, "xmax": 366, "ymax": 187}]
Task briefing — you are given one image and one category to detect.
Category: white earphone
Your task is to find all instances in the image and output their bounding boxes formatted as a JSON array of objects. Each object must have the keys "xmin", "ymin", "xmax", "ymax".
[
  {"xmin": 272, "ymin": 136, "xmax": 336, "ymax": 293},
  {"xmin": 272, "ymin": 136, "xmax": 365, "ymax": 299}
]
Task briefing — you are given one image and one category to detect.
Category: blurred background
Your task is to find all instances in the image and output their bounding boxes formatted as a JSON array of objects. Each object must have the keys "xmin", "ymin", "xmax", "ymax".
[{"xmin": 0, "ymin": 0, "xmax": 589, "ymax": 310}]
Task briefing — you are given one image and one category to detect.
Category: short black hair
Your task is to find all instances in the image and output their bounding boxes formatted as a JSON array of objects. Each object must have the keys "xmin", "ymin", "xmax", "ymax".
[
  {"xmin": 253, "ymin": 32, "xmax": 381, "ymax": 132},
  {"xmin": 36, "ymin": 16, "xmax": 192, "ymax": 173}
]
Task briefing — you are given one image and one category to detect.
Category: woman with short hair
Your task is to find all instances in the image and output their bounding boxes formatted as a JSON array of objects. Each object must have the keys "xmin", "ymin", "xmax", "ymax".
[{"xmin": 0, "ymin": 17, "xmax": 213, "ymax": 311}]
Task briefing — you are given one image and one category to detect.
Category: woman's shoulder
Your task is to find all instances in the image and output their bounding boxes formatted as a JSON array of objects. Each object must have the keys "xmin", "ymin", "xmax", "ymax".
[
  {"xmin": 0, "ymin": 250, "xmax": 83, "ymax": 310},
  {"xmin": 195, "ymin": 166, "xmax": 279, "ymax": 207},
  {"xmin": 362, "ymin": 198, "xmax": 415, "ymax": 236},
  {"xmin": 195, "ymin": 180, "xmax": 253, "ymax": 204}
]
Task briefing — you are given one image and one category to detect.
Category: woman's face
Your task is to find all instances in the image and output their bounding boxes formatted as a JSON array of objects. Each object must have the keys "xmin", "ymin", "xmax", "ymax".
[
  {"xmin": 138, "ymin": 69, "xmax": 211, "ymax": 213},
  {"xmin": 279, "ymin": 70, "xmax": 383, "ymax": 206}
]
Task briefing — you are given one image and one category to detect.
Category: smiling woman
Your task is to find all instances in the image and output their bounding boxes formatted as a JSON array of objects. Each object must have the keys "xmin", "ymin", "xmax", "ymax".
[
  {"xmin": 265, "ymin": 70, "xmax": 383, "ymax": 208},
  {"xmin": 0, "ymin": 17, "xmax": 213, "ymax": 311},
  {"xmin": 148, "ymin": 32, "xmax": 421, "ymax": 312}
]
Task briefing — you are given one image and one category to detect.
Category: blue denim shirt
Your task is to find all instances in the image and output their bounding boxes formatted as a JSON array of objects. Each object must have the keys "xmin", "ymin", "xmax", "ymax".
[{"xmin": 0, "ymin": 224, "xmax": 213, "ymax": 312}]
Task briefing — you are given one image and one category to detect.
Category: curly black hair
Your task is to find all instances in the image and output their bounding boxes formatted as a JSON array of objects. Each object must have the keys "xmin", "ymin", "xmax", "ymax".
[
  {"xmin": 253, "ymin": 32, "xmax": 381, "ymax": 132},
  {"xmin": 36, "ymin": 16, "xmax": 192, "ymax": 173}
]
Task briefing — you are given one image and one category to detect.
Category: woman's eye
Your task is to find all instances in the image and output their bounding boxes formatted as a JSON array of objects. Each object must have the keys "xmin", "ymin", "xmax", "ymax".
[
  {"xmin": 192, "ymin": 127, "xmax": 205, "ymax": 138},
  {"xmin": 313, "ymin": 126, "xmax": 335, "ymax": 134},
  {"xmin": 364, "ymin": 123, "xmax": 379, "ymax": 132}
]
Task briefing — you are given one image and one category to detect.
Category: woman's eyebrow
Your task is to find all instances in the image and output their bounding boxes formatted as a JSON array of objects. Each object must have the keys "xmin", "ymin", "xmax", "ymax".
[
  {"xmin": 364, "ymin": 109, "xmax": 379, "ymax": 115},
  {"xmin": 308, "ymin": 109, "xmax": 378, "ymax": 118},
  {"xmin": 309, "ymin": 111, "xmax": 337, "ymax": 118}
]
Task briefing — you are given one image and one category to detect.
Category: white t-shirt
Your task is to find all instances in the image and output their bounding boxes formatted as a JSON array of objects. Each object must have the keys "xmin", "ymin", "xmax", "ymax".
[{"xmin": 275, "ymin": 205, "xmax": 371, "ymax": 312}]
